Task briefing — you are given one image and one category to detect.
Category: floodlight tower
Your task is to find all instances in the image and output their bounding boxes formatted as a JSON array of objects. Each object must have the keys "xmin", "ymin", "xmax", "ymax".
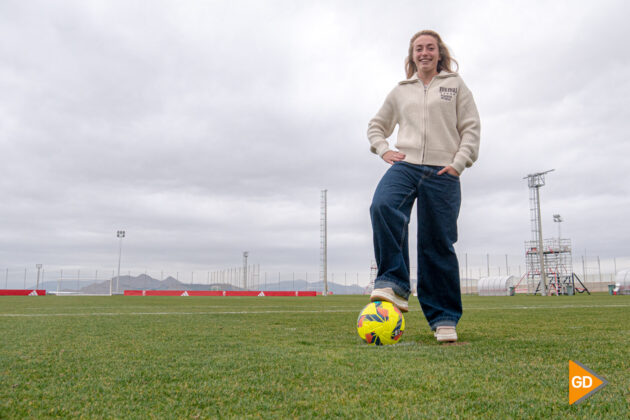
[
  {"xmin": 36, "ymin": 264, "xmax": 42, "ymax": 289},
  {"xmin": 553, "ymin": 214, "xmax": 563, "ymax": 242},
  {"xmin": 320, "ymin": 190, "xmax": 328, "ymax": 296},
  {"xmin": 524, "ymin": 170, "xmax": 554, "ymax": 295},
  {"xmin": 116, "ymin": 230, "xmax": 125, "ymax": 294}
]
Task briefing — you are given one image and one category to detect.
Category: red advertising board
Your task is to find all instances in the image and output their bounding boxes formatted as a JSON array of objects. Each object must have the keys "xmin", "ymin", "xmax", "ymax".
[{"xmin": 0, "ymin": 289, "xmax": 47, "ymax": 296}]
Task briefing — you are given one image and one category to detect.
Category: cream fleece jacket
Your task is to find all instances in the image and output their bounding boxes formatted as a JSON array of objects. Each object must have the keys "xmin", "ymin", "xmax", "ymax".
[{"xmin": 368, "ymin": 71, "xmax": 480, "ymax": 175}]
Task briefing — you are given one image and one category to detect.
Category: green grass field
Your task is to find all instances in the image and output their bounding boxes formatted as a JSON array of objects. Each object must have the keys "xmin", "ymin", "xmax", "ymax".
[{"xmin": 1, "ymin": 294, "xmax": 628, "ymax": 419}]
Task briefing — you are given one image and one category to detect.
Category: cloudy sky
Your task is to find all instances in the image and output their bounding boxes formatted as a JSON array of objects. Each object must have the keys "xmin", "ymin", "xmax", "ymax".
[{"xmin": 1, "ymin": 0, "xmax": 629, "ymax": 283}]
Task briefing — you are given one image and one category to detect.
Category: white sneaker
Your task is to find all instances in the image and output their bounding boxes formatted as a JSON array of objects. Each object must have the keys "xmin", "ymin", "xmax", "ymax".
[
  {"xmin": 434, "ymin": 326, "xmax": 457, "ymax": 342},
  {"xmin": 370, "ymin": 287, "xmax": 409, "ymax": 312}
]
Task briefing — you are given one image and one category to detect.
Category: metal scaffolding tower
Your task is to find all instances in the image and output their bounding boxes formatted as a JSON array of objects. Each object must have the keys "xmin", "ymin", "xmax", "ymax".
[
  {"xmin": 521, "ymin": 170, "xmax": 589, "ymax": 295},
  {"xmin": 320, "ymin": 190, "xmax": 328, "ymax": 296},
  {"xmin": 524, "ymin": 170, "xmax": 553, "ymax": 295}
]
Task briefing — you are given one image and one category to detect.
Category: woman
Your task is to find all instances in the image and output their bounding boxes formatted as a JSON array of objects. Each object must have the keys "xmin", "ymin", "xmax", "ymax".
[{"xmin": 367, "ymin": 30, "xmax": 480, "ymax": 343}]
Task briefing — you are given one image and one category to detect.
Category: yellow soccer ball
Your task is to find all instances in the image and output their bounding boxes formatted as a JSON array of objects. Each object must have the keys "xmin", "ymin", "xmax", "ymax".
[{"xmin": 357, "ymin": 301, "xmax": 405, "ymax": 345}]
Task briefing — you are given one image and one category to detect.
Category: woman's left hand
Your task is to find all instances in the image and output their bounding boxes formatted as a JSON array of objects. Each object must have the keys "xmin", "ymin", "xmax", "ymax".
[{"xmin": 437, "ymin": 166, "xmax": 460, "ymax": 177}]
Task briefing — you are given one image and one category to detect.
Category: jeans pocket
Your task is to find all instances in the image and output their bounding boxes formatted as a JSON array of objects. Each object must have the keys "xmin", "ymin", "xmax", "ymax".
[{"xmin": 437, "ymin": 169, "xmax": 459, "ymax": 181}]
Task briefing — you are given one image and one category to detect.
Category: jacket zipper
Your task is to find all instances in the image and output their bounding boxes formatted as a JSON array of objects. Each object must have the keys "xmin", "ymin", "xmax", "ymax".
[{"xmin": 420, "ymin": 78, "xmax": 433, "ymax": 163}]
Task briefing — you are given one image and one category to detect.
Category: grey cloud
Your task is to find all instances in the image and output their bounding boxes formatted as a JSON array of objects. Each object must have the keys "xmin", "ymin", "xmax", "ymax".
[{"xmin": 2, "ymin": 0, "xmax": 629, "ymax": 278}]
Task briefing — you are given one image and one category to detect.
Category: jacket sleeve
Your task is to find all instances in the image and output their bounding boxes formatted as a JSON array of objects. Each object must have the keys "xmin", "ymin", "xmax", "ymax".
[
  {"xmin": 451, "ymin": 79, "xmax": 480, "ymax": 174},
  {"xmin": 367, "ymin": 90, "xmax": 398, "ymax": 157}
]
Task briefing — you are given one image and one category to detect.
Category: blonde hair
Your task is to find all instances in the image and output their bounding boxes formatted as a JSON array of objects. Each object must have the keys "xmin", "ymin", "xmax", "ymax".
[{"xmin": 405, "ymin": 30, "xmax": 458, "ymax": 79}]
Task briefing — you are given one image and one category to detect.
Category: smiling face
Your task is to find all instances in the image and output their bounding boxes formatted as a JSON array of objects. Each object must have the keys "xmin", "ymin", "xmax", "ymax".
[{"xmin": 413, "ymin": 34, "xmax": 440, "ymax": 76}]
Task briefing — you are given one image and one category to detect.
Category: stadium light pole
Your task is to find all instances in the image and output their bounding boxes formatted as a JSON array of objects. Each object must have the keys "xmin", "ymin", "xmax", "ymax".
[
  {"xmin": 553, "ymin": 214, "xmax": 562, "ymax": 242},
  {"xmin": 320, "ymin": 189, "xmax": 328, "ymax": 296},
  {"xmin": 116, "ymin": 230, "xmax": 125, "ymax": 294},
  {"xmin": 36, "ymin": 264, "xmax": 42, "ymax": 290}
]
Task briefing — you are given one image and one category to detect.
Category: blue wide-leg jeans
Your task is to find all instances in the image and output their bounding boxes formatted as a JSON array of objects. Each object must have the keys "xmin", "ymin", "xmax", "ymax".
[{"xmin": 370, "ymin": 162, "xmax": 462, "ymax": 330}]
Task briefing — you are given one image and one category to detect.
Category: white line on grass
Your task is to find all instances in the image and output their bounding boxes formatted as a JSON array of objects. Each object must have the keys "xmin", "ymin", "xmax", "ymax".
[
  {"xmin": 1, "ymin": 303, "xmax": 629, "ymax": 317},
  {"xmin": 466, "ymin": 304, "xmax": 630, "ymax": 310},
  {"xmin": 0, "ymin": 309, "xmax": 359, "ymax": 317}
]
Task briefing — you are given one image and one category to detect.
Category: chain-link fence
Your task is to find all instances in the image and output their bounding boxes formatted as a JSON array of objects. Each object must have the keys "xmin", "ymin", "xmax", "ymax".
[{"xmin": 2, "ymin": 254, "xmax": 628, "ymax": 295}]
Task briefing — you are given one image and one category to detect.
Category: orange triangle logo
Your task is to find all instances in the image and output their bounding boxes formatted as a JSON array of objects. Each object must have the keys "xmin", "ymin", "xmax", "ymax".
[{"xmin": 569, "ymin": 360, "xmax": 608, "ymax": 405}]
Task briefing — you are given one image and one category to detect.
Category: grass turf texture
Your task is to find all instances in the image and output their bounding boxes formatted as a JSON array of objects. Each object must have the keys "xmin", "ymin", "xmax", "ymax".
[{"xmin": 0, "ymin": 294, "xmax": 628, "ymax": 419}]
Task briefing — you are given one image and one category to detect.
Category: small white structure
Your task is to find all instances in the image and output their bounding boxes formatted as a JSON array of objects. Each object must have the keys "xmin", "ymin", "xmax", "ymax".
[
  {"xmin": 614, "ymin": 269, "xmax": 630, "ymax": 295},
  {"xmin": 478, "ymin": 276, "xmax": 515, "ymax": 296}
]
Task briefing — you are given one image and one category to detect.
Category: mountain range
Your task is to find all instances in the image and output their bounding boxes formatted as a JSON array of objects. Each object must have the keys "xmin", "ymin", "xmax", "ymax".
[{"xmin": 33, "ymin": 274, "xmax": 367, "ymax": 295}]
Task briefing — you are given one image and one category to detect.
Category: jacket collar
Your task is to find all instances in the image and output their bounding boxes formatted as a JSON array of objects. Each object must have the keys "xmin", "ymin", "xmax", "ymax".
[{"xmin": 399, "ymin": 70, "xmax": 456, "ymax": 85}]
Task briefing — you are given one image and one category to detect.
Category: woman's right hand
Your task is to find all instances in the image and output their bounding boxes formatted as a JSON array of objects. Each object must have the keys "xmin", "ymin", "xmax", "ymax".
[{"xmin": 382, "ymin": 151, "xmax": 406, "ymax": 165}]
